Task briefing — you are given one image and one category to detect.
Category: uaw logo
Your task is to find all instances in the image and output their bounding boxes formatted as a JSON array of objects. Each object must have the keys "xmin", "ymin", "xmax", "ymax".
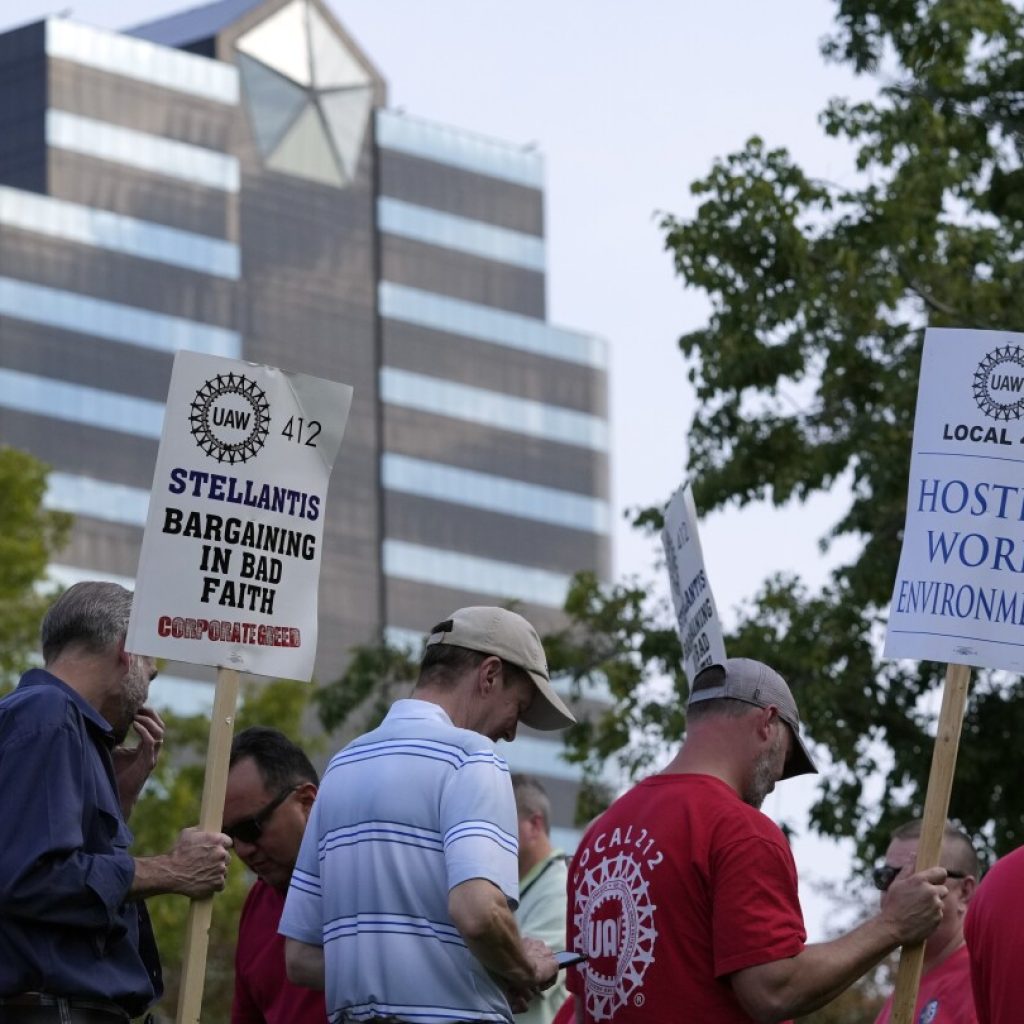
[
  {"xmin": 973, "ymin": 346, "xmax": 1024, "ymax": 421},
  {"xmin": 573, "ymin": 850, "xmax": 657, "ymax": 1020},
  {"xmin": 189, "ymin": 373, "xmax": 271, "ymax": 464}
]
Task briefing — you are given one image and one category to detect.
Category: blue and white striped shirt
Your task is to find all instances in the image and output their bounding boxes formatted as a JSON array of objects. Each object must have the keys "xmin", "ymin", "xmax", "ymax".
[{"xmin": 280, "ymin": 699, "xmax": 520, "ymax": 1024}]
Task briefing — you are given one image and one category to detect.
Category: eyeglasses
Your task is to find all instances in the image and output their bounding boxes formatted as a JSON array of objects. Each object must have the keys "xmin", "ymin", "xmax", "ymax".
[
  {"xmin": 224, "ymin": 785, "xmax": 299, "ymax": 844},
  {"xmin": 872, "ymin": 863, "xmax": 967, "ymax": 892}
]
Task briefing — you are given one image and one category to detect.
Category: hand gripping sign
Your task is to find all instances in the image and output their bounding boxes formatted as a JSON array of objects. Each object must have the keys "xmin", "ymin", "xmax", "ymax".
[
  {"xmin": 126, "ymin": 351, "xmax": 352, "ymax": 1024},
  {"xmin": 661, "ymin": 483, "xmax": 727, "ymax": 684},
  {"xmin": 883, "ymin": 328, "xmax": 1024, "ymax": 1024},
  {"xmin": 128, "ymin": 350, "xmax": 352, "ymax": 682}
]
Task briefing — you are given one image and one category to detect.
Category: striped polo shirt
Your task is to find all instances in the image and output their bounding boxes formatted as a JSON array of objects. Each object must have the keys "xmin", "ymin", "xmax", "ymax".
[{"xmin": 279, "ymin": 699, "xmax": 520, "ymax": 1024}]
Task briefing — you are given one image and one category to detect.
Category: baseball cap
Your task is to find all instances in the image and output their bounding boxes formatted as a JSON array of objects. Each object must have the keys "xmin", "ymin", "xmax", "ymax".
[
  {"xmin": 425, "ymin": 607, "xmax": 576, "ymax": 731},
  {"xmin": 687, "ymin": 657, "xmax": 818, "ymax": 779}
]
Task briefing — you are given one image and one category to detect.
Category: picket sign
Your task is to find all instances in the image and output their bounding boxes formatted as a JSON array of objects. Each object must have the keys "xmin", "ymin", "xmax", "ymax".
[
  {"xmin": 125, "ymin": 351, "xmax": 352, "ymax": 1023},
  {"xmin": 884, "ymin": 328, "xmax": 1024, "ymax": 1023},
  {"xmin": 661, "ymin": 483, "xmax": 727, "ymax": 684}
]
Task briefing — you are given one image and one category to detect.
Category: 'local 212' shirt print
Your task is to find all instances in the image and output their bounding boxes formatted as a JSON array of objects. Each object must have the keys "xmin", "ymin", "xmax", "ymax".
[{"xmin": 571, "ymin": 823, "xmax": 663, "ymax": 1020}]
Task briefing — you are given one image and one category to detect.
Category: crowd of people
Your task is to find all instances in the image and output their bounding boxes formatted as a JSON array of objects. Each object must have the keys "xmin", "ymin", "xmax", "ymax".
[{"xmin": 0, "ymin": 581, "xmax": 1019, "ymax": 1024}]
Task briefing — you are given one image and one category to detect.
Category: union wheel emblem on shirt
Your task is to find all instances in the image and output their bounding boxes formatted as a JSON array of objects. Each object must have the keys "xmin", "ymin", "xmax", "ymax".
[{"xmin": 572, "ymin": 850, "xmax": 657, "ymax": 1020}]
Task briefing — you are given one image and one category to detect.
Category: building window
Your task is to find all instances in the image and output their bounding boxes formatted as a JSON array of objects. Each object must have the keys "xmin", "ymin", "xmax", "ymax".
[
  {"xmin": 380, "ymin": 366, "xmax": 609, "ymax": 451},
  {"xmin": 45, "ymin": 472, "xmax": 150, "ymax": 525},
  {"xmin": 382, "ymin": 452, "xmax": 609, "ymax": 533},
  {"xmin": 0, "ymin": 186, "xmax": 239, "ymax": 278},
  {"xmin": 376, "ymin": 109, "xmax": 543, "ymax": 189},
  {"xmin": 0, "ymin": 367, "xmax": 165, "ymax": 438},
  {"xmin": 379, "ymin": 283, "xmax": 605, "ymax": 369},
  {"xmin": 383, "ymin": 538, "xmax": 570, "ymax": 608},
  {"xmin": 46, "ymin": 18, "xmax": 239, "ymax": 104},
  {"xmin": 47, "ymin": 110, "xmax": 241, "ymax": 192},
  {"xmin": 0, "ymin": 277, "xmax": 240, "ymax": 358},
  {"xmin": 377, "ymin": 197, "xmax": 545, "ymax": 271}
]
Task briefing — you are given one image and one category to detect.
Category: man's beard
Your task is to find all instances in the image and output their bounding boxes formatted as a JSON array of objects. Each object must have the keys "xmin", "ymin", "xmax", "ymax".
[
  {"xmin": 744, "ymin": 730, "xmax": 784, "ymax": 809},
  {"xmin": 113, "ymin": 655, "xmax": 151, "ymax": 742}
]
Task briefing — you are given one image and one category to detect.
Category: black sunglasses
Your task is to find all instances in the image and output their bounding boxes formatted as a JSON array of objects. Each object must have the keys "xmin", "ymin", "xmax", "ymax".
[
  {"xmin": 872, "ymin": 863, "xmax": 967, "ymax": 892},
  {"xmin": 224, "ymin": 785, "xmax": 299, "ymax": 844}
]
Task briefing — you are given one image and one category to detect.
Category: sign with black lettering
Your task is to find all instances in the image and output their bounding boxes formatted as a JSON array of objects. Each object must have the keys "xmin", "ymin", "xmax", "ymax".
[
  {"xmin": 661, "ymin": 483, "xmax": 727, "ymax": 684},
  {"xmin": 126, "ymin": 351, "xmax": 352, "ymax": 680},
  {"xmin": 885, "ymin": 328, "xmax": 1024, "ymax": 672}
]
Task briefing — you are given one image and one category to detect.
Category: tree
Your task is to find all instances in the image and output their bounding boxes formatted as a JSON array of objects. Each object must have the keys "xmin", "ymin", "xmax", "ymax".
[
  {"xmin": 0, "ymin": 446, "xmax": 71, "ymax": 689},
  {"xmin": 573, "ymin": 0, "xmax": 1024, "ymax": 866}
]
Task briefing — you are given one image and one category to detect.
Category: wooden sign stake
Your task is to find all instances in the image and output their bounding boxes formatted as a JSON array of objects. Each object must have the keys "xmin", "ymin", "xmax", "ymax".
[
  {"xmin": 175, "ymin": 667, "xmax": 240, "ymax": 1024},
  {"xmin": 890, "ymin": 661, "xmax": 972, "ymax": 1024}
]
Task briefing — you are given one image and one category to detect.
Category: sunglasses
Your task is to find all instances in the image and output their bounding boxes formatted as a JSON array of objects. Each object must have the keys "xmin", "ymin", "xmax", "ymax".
[
  {"xmin": 224, "ymin": 785, "xmax": 299, "ymax": 844},
  {"xmin": 872, "ymin": 863, "xmax": 967, "ymax": 892}
]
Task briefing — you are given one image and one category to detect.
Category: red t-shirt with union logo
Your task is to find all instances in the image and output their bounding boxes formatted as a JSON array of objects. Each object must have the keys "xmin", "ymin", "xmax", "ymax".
[{"xmin": 565, "ymin": 773, "xmax": 805, "ymax": 1023}]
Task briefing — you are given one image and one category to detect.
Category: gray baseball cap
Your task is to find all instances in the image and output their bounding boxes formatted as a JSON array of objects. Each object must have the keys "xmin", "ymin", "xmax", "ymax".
[
  {"xmin": 687, "ymin": 657, "xmax": 818, "ymax": 779},
  {"xmin": 425, "ymin": 606, "xmax": 576, "ymax": 731}
]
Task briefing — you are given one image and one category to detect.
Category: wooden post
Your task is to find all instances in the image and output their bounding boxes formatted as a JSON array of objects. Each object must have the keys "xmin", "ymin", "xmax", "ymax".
[
  {"xmin": 175, "ymin": 667, "xmax": 241, "ymax": 1024},
  {"xmin": 889, "ymin": 662, "xmax": 972, "ymax": 1024}
]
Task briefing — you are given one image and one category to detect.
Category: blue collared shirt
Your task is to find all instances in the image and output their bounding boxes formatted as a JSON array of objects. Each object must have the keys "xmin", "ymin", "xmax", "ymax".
[{"xmin": 0, "ymin": 669, "xmax": 162, "ymax": 1015}]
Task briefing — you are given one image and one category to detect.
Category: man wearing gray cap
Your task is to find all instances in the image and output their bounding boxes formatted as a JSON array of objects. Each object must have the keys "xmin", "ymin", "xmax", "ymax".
[
  {"xmin": 565, "ymin": 657, "xmax": 951, "ymax": 1024},
  {"xmin": 280, "ymin": 606, "xmax": 569, "ymax": 1024}
]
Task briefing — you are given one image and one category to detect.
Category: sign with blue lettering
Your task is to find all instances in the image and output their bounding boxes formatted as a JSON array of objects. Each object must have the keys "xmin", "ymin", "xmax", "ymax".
[
  {"xmin": 884, "ymin": 327, "xmax": 1024, "ymax": 671},
  {"xmin": 662, "ymin": 483, "xmax": 727, "ymax": 683},
  {"xmin": 126, "ymin": 350, "xmax": 353, "ymax": 680}
]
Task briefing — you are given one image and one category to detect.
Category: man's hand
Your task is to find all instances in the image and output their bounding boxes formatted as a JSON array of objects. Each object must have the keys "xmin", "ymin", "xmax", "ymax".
[
  {"xmin": 507, "ymin": 937, "xmax": 559, "ymax": 1011},
  {"xmin": 113, "ymin": 706, "xmax": 165, "ymax": 818},
  {"xmin": 131, "ymin": 826, "xmax": 233, "ymax": 900},
  {"xmin": 880, "ymin": 866, "xmax": 949, "ymax": 944}
]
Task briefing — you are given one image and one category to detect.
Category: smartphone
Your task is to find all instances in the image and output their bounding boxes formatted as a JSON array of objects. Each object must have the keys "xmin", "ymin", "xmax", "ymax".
[{"xmin": 554, "ymin": 950, "xmax": 588, "ymax": 968}]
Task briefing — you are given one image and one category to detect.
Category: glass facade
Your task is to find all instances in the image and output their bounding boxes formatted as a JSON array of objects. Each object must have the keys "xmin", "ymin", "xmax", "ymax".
[
  {"xmin": 378, "ymin": 282, "xmax": 604, "ymax": 368},
  {"xmin": 0, "ymin": 277, "xmax": 241, "ymax": 358},
  {"xmin": 377, "ymin": 197, "xmax": 545, "ymax": 271},
  {"xmin": 382, "ymin": 538, "xmax": 570, "ymax": 608},
  {"xmin": 46, "ymin": 19, "xmax": 239, "ymax": 104},
  {"xmin": 0, "ymin": 186, "xmax": 240, "ymax": 278},
  {"xmin": 380, "ymin": 366, "xmax": 609, "ymax": 451},
  {"xmin": 0, "ymin": 367, "xmax": 165, "ymax": 437},
  {"xmin": 376, "ymin": 109, "xmax": 544, "ymax": 189},
  {"xmin": 45, "ymin": 472, "xmax": 150, "ymax": 525},
  {"xmin": 47, "ymin": 110, "xmax": 241, "ymax": 192},
  {"xmin": 382, "ymin": 452, "xmax": 609, "ymax": 533}
]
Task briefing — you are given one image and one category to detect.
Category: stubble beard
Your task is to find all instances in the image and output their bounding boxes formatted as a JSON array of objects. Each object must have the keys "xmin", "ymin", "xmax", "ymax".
[{"xmin": 113, "ymin": 655, "xmax": 151, "ymax": 742}]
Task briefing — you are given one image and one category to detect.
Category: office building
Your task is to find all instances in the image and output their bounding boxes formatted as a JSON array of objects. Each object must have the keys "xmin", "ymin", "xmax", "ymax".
[{"xmin": 0, "ymin": 0, "xmax": 611, "ymax": 842}]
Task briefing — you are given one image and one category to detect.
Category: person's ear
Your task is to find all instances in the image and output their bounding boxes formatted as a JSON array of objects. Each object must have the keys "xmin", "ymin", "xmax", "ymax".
[
  {"xmin": 959, "ymin": 874, "xmax": 978, "ymax": 909},
  {"xmin": 116, "ymin": 637, "xmax": 131, "ymax": 672},
  {"xmin": 478, "ymin": 656, "xmax": 502, "ymax": 695},
  {"xmin": 756, "ymin": 706, "xmax": 777, "ymax": 741},
  {"xmin": 296, "ymin": 782, "xmax": 318, "ymax": 817}
]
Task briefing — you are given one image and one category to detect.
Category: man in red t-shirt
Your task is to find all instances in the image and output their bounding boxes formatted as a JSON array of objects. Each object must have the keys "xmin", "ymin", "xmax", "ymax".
[
  {"xmin": 565, "ymin": 658, "xmax": 950, "ymax": 1024},
  {"xmin": 872, "ymin": 819, "xmax": 979, "ymax": 1024},
  {"xmin": 224, "ymin": 727, "xmax": 326, "ymax": 1024},
  {"xmin": 964, "ymin": 844, "xmax": 1024, "ymax": 1024}
]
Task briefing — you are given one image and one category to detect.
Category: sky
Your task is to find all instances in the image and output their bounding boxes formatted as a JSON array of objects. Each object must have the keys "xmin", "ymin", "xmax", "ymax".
[{"xmin": 4, "ymin": 0, "xmax": 885, "ymax": 938}]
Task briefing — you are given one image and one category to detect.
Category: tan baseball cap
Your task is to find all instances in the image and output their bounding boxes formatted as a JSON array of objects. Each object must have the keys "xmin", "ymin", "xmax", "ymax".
[
  {"xmin": 687, "ymin": 657, "xmax": 818, "ymax": 779},
  {"xmin": 425, "ymin": 607, "xmax": 576, "ymax": 731}
]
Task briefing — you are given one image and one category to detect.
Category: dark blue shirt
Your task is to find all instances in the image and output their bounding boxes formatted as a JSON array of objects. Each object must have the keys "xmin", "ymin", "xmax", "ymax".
[{"xmin": 0, "ymin": 669, "xmax": 162, "ymax": 1015}]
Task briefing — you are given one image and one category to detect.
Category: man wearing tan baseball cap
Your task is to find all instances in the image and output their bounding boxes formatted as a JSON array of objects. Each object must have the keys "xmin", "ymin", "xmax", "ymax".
[{"xmin": 282, "ymin": 606, "xmax": 569, "ymax": 1024}]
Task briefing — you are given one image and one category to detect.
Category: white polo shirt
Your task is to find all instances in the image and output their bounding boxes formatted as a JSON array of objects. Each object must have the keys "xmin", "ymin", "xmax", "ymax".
[{"xmin": 280, "ymin": 699, "xmax": 520, "ymax": 1024}]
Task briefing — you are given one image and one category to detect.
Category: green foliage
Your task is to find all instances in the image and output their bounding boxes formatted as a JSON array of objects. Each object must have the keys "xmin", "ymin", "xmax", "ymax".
[
  {"xmin": 0, "ymin": 447, "xmax": 71, "ymax": 689},
  {"xmin": 132, "ymin": 678, "xmax": 316, "ymax": 1022},
  {"xmin": 649, "ymin": 0, "xmax": 1024, "ymax": 865},
  {"xmin": 316, "ymin": 640, "xmax": 418, "ymax": 734},
  {"xmin": 545, "ymin": 573, "xmax": 687, "ymax": 789}
]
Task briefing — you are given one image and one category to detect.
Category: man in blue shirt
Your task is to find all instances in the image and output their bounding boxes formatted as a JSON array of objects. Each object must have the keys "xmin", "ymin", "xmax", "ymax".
[{"xmin": 0, "ymin": 581, "xmax": 233, "ymax": 1024}]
